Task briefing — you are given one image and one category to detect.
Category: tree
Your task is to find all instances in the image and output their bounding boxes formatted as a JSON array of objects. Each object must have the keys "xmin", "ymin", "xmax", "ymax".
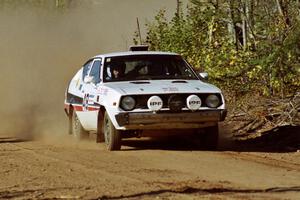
[{"xmin": 135, "ymin": 0, "xmax": 300, "ymax": 97}]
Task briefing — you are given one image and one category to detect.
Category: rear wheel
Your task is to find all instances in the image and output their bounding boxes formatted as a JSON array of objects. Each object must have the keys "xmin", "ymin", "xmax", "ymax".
[
  {"xmin": 68, "ymin": 108, "xmax": 73, "ymax": 135},
  {"xmin": 103, "ymin": 112, "xmax": 121, "ymax": 151},
  {"xmin": 96, "ymin": 112, "xmax": 105, "ymax": 143},
  {"xmin": 71, "ymin": 110, "xmax": 89, "ymax": 140},
  {"xmin": 202, "ymin": 125, "xmax": 219, "ymax": 150}
]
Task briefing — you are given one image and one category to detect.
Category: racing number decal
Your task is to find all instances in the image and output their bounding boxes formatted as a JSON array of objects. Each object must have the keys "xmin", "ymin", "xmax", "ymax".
[
  {"xmin": 83, "ymin": 93, "xmax": 96, "ymax": 111},
  {"xmin": 83, "ymin": 93, "xmax": 89, "ymax": 111}
]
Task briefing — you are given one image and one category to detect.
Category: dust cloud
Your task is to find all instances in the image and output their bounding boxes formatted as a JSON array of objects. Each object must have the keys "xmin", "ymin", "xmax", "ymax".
[{"xmin": 0, "ymin": 1, "xmax": 183, "ymax": 139}]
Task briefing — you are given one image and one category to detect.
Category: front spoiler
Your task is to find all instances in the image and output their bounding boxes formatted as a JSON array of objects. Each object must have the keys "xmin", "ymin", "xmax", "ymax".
[{"xmin": 115, "ymin": 109, "xmax": 227, "ymax": 130}]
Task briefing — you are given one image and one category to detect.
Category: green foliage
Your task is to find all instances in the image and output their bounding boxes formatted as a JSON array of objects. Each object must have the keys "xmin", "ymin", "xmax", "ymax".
[{"xmin": 136, "ymin": 0, "xmax": 300, "ymax": 97}]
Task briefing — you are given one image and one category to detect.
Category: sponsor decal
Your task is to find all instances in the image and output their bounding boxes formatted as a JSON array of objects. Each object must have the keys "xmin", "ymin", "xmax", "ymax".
[
  {"xmin": 97, "ymin": 88, "xmax": 108, "ymax": 95},
  {"xmin": 83, "ymin": 93, "xmax": 89, "ymax": 111},
  {"xmin": 150, "ymin": 101, "xmax": 162, "ymax": 106},
  {"xmin": 87, "ymin": 94, "xmax": 95, "ymax": 104},
  {"xmin": 79, "ymin": 84, "xmax": 83, "ymax": 91},
  {"xmin": 189, "ymin": 100, "xmax": 201, "ymax": 105},
  {"xmin": 76, "ymin": 78, "xmax": 81, "ymax": 88},
  {"xmin": 162, "ymin": 87, "xmax": 179, "ymax": 92}
]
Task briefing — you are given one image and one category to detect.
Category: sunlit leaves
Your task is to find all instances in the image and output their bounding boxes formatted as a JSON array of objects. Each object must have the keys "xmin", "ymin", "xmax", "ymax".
[{"xmin": 136, "ymin": 0, "xmax": 300, "ymax": 97}]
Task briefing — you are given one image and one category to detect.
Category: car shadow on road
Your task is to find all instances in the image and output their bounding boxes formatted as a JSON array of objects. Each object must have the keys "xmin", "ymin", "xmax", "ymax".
[
  {"xmin": 122, "ymin": 136, "xmax": 207, "ymax": 151},
  {"xmin": 228, "ymin": 125, "xmax": 300, "ymax": 153},
  {"xmin": 121, "ymin": 126, "xmax": 300, "ymax": 153}
]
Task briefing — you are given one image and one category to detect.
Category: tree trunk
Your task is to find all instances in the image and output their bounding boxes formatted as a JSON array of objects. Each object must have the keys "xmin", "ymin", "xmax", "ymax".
[
  {"xmin": 227, "ymin": 0, "xmax": 237, "ymax": 45},
  {"xmin": 242, "ymin": 0, "xmax": 248, "ymax": 50},
  {"xmin": 276, "ymin": 0, "xmax": 284, "ymax": 16},
  {"xmin": 208, "ymin": 0, "xmax": 219, "ymax": 46},
  {"xmin": 176, "ymin": 0, "xmax": 181, "ymax": 16},
  {"xmin": 208, "ymin": 16, "xmax": 215, "ymax": 45},
  {"xmin": 247, "ymin": 0, "xmax": 256, "ymax": 50}
]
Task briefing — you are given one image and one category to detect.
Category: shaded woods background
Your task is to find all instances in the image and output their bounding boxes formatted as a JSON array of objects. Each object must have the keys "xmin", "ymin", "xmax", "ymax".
[
  {"xmin": 0, "ymin": 0, "xmax": 184, "ymax": 138},
  {"xmin": 138, "ymin": 0, "xmax": 300, "ymax": 136},
  {"xmin": 141, "ymin": 0, "xmax": 300, "ymax": 97}
]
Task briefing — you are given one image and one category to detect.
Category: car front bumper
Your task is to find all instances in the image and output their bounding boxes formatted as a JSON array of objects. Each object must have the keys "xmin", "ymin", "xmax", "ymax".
[{"xmin": 115, "ymin": 109, "xmax": 227, "ymax": 130}]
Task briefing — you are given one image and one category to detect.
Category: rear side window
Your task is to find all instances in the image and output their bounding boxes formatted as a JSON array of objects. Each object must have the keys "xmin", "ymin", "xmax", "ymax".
[
  {"xmin": 89, "ymin": 59, "xmax": 101, "ymax": 84},
  {"xmin": 82, "ymin": 60, "xmax": 93, "ymax": 80}
]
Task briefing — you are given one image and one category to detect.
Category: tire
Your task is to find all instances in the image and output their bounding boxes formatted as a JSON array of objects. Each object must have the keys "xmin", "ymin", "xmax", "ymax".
[
  {"xmin": 71, "ymin": 110, "xmax": 89, "ymax": 140},
  {"xmin": 202, "ymin": 125, "xmax": 219, "ymax": 150},
  {"xmin": 103, "ymin": 112, "xmax": 121, "ymax": 151},
  {"xmin": 96, "ymin": 113, "xmax": 105, "ymax": 143},
  {"xmin": 68, "ymin": 108, "xmax": 73, "ymax": 135}
]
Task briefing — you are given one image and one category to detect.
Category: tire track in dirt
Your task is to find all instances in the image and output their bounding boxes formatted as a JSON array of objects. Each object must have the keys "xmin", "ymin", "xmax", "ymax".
[
  {"xmin": 0, "ymin": 141, "xmax": 144, "ymax": 198},
  {"xmin": 0, "ymin": 140, "xmax": 211, "ymax": 198},
  {"xmin": 222, "ymin": 152, "xmax": 300, "ymax": 171},
  {"xmin": 1, "ymin": 138, "xmax": 300, "ymax": 199},
  {"xmin": 0, "ymin": 139, "xmax": 232, "ymax": 199},
  {"xmin": 6, "ymin": 142, "xmax": 143, "ymax": 184}
]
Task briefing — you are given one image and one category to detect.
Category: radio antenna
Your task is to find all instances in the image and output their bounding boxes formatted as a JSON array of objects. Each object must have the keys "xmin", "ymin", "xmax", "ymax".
[{"xmin": 136, "ymin": 17, "xmax": 142, "ymax": 45}]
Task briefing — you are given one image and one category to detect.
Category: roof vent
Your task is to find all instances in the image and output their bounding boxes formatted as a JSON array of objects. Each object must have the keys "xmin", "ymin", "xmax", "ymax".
[{"xmin": 129, "ymin": 45, "xmax": 149, "ymax": 51}]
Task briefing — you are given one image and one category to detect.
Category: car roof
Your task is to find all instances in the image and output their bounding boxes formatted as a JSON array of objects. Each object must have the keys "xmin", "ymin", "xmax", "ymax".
[{"xmin": 91, "ymin": 51, "xmax": 179, "ymax": 59}]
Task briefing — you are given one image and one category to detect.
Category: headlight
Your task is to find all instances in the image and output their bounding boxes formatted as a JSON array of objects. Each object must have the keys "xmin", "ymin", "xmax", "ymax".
[
  {"xmin": 205, "ymin": 94, "xmax": 220, "ymax": 108},
  {"xmin": 120, "ymin": 96, "xmax": 136, "ymax": 111}
]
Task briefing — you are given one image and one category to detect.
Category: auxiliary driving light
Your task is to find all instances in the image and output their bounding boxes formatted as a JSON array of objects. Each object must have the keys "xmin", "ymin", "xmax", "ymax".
[
  {"xmin": 186, "ymin": 95, "xmax": 201, "ymax": 110},
  {"xmin": 147, "ymin": 96, "xmax": 163, "ymax": 111}
]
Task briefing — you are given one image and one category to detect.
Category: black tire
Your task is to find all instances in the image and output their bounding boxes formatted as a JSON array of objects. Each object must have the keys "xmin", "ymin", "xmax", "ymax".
[
  {"xmin": 96, "ymin": 113, "xmax": 105, "ymax": 143},
  {"xmin": 68, "ymin": 108, "xmax": 73, "ymax": 135},
  {"xmin": 103, "ymin": 112, "xmax": 121, "ymax": 151},
  {"xmin": 202, "ymin": 125, "xmax": 219, "ymax": 150},
  {"xmin": 71, "ymin": 110, "xmax": 89, "ymax": 140}
]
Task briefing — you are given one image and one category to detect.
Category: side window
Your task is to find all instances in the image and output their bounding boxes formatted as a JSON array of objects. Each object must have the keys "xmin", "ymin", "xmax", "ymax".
[
  {"xmin": 82, "ymin": 60, "xmax": 93, "ymax": 80},
  {"xmin": 89, "ymin": 59, "xmax": 101, "ymax": 84}
]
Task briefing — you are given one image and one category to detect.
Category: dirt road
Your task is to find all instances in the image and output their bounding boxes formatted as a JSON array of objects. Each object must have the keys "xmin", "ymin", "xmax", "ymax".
[{"xmin": 0, "ymin": 132, "xmax": 299, "ymax": 200}]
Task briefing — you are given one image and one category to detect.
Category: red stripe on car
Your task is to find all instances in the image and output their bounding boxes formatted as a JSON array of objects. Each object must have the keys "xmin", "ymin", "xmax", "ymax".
[
  {"xmin": 73, "ymin": 105, "xmax": 83, "ymax": 111},
  {"xmin": 87, "ymin": 107, "xmax": 99, "ymax": 111}
]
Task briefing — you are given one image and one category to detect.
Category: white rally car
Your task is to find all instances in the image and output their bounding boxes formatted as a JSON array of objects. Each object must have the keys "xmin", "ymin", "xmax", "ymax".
[{"xmin": 64, "ymin": 46, "xmax": 227, "ymax": 150}]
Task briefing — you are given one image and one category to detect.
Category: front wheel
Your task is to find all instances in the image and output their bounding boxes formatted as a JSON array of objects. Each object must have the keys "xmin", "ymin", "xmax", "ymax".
[{"xmin": 103, "ymin": 112, "xmax": 122, "ymax": 151}]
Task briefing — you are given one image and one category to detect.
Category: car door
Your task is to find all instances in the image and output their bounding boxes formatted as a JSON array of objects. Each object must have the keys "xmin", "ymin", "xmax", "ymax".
[{"xmin": 76, "ymin": 58, "xmax": 102, "ymax": 131}]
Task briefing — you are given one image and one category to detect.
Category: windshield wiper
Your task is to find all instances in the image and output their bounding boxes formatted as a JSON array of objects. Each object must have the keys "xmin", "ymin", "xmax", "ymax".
[
  {"xmin": 150, "ymin": 75, "xmax": 197, "ymax": 80},
  {"xmin": 134, "ymin": 76, "xmax": 152, "ymax": 80}
]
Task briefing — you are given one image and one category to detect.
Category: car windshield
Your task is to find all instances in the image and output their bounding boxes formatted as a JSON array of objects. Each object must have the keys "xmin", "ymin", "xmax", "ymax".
[{"xmin": 103, "ymin": 54, "xmax": 198, "ymax": 82}]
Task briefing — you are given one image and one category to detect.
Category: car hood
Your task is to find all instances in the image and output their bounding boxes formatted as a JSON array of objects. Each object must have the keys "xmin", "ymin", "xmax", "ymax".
[{"xmin": 102, "ymin": 80, "xmax": 221, "ymax": 95}]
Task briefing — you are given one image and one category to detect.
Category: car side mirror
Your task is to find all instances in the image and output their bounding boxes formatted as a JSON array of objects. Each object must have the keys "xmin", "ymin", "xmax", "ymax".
[
  {"xmin": 84, "ymin": 76, "xmax": 94, "ymax": 84},
  {"xmin": 199, "ymin": 72, "xmax": 208, "ymax": 80}
]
